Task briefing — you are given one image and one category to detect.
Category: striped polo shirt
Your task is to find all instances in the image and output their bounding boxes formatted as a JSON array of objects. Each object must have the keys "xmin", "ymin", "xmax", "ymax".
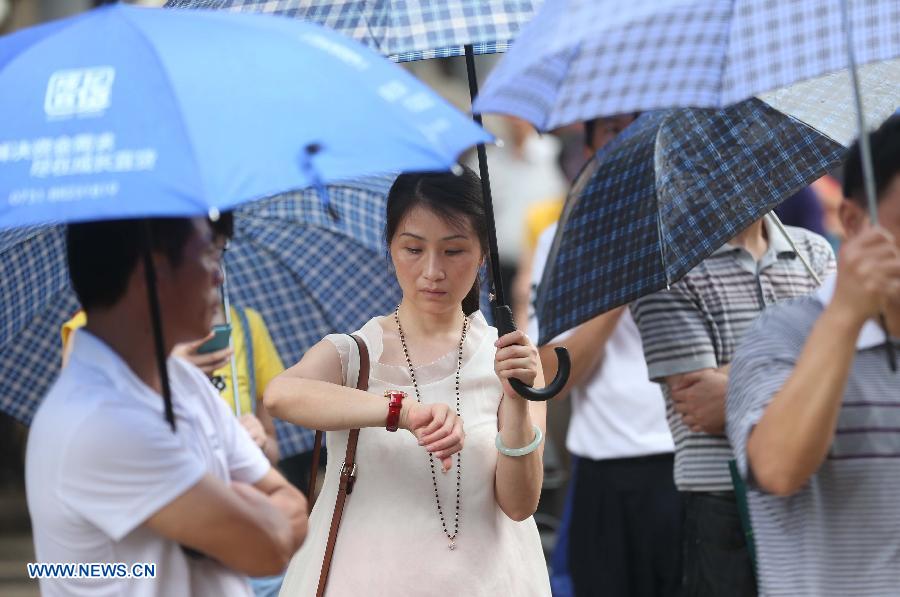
[
  {"xmin": 630, "ymin": 216, "xmax": 835, "ymax": 491},
  {"xmin": 727, "ymin": 280, "xmax": 900, "ymax": 595}
]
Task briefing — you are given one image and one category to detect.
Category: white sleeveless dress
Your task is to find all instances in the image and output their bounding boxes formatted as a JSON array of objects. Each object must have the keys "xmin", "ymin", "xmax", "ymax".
[{"xmin": 278, "ymin": 312, "xmax": 551, "ymax": 596}]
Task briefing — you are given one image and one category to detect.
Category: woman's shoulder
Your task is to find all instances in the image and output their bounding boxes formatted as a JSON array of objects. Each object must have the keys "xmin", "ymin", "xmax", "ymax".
[{"xmin": 469, "ymin": 310, "xmax": 497, "ymax": 343}]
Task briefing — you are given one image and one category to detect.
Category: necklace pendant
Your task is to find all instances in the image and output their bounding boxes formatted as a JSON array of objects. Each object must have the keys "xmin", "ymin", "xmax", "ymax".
[{"xmin": 448, "ymin": 539, "xmax": 456, "ymax": 551}]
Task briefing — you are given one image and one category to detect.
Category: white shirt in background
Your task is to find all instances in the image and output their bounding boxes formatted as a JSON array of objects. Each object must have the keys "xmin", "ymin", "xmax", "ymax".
[
  {"xmin": 26, "ymin": 330, "xmax": 270, "ymax": 597},
  {"xmin": 527, "ymin": 223, "xmax": 673, "ymax": 460}
]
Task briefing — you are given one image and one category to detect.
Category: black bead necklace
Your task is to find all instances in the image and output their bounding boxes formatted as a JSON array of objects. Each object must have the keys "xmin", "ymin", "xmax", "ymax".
[{"xmin": 394, "ymin": 305, "xmax": 468, "ymax": 551}]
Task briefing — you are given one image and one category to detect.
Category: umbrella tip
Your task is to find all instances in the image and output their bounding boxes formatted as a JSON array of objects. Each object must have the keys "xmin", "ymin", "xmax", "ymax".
[
  {"xmin": 208, "ymin": 207, "xmax": 220, "ymax": 222},
  {"xmin": 494, "ymin": 139, "xmax": 505, "ymax": 148}
]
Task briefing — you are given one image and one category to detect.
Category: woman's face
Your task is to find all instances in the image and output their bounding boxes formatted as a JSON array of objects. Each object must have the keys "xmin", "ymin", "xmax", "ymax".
[{"xmin": 390, "ymin": 205, "xmax": 483, "ymax": 316}]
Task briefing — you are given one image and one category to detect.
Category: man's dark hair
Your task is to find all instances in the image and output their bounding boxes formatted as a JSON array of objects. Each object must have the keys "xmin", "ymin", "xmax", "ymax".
[
  {"xmin": 842, "ymin": 114, "xmax": 900, "ymax": 206},
  {"xmin": 583, "ymin": 113, "xmax": 640, "ymax": 150},
  {"xmin": 210, "ymin": 211, "xmax": 234, "ymax": 241},
  {"xmin": 66, "ymin": 218, "xmax": 196, "ymax": 311}
]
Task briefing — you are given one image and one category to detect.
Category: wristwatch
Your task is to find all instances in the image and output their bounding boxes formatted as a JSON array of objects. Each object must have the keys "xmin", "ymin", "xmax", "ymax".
[{"xmin": 385, "ymin": 390, "xmax": 405, "ymax": 432}]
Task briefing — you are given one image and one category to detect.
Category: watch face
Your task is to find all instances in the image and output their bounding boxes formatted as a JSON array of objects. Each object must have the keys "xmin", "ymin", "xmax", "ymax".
[{"xmin": 386, "ymin": 390, "xmax": 406, "ymax": 402}]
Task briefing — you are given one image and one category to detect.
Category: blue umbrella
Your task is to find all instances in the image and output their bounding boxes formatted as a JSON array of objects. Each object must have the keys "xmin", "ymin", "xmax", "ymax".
[
  {"xmin": 0, "ymin": 4, "xmax": 490, "ymax": 428},
  {"xmin": 0, "ymin": 4, "xmax": 490, "ymax": 228},
  {"xmin": 164, "ymin": 0, "xmax": 572, "ymax": 401},
  {"xmin": 227, "ymin": 179, "xmax": 401, "ymax": 457},
  {"xmin": 536, "ymin": 99, "xmax": 844, "ymax": 345}
]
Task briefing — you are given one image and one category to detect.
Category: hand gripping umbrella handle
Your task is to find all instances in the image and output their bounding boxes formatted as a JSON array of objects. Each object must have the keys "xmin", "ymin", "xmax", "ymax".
[{"xmin": 492, "ymin": 302, "xmax": 571, "ymax": 402}]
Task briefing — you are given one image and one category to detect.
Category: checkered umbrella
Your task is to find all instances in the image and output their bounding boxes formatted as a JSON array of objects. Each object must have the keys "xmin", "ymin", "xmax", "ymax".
[
  {"xmin": 165, "ymin": 0, "xmax": 573, "ymax": 400},
  {"xmin": 0, "ymin": 178, "xmax": 402, "ymax": 459},
  {"xmin": 164, "ymin": 0, "xmax": 540, "ymax": 62},
  {"xmin": 474, "ymin": 0, "xmax": 900, "ymax": 132},
  {"xmin": 535, "ymin": 98, "xmax": 844, "ymax": 345}
]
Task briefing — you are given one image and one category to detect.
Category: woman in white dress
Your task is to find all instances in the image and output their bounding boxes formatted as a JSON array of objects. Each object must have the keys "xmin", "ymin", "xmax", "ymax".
[{"xmin": 265, "ymin": 167, "xmax": 551, "ymax": 596}]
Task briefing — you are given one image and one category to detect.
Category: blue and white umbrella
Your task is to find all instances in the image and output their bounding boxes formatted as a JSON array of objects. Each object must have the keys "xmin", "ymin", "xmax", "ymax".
[
  {"xmin": 0, "ymin": 4, "xmax": 490, "ymax": 428},
  {"xmin": 474, "ymin": 0, "xmax": 900, "ymax": 132},
  {"xmin": 164, "ymin": 0, "xmax": 541, "ymax": 62},
  {"xmin": 535, "ymin": 100, "xmax": 843, "ymax": 345},
  {"xmin": 165, "ymin": 0, "xmax": 573, "ymax": 401},
  {"xmin": 0, "ymin": 179, "xmax": 400, "ymax": 455}
]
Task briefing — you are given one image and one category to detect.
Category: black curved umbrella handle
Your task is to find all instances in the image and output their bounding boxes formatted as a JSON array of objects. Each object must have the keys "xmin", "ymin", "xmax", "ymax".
[{"xmin": 492, "ymin": 302, "xmax": 571, "ymax": 402}]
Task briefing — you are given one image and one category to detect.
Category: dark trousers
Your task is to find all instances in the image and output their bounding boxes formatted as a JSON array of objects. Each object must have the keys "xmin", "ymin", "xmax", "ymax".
[
  {"xmin": 682, "ymin": 492, "xmax": 757, "ymax": 597},
  {"xmin": 569, "ymin": 453, "xmax": 683, "ymax": 597}
]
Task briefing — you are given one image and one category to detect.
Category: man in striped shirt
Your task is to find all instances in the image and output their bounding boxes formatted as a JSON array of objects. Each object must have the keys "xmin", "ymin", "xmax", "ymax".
[
  {"xmin": 631, "ymin": 211, "xmax": 834, "ymax": 595},
  {"xmin": 727, "ymin": 115, "xmax": 900, "ymax": 595}
]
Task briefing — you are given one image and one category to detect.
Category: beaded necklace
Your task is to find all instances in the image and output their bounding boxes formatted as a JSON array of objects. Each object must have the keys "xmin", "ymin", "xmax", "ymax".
[{"xmin": 394, "ymin": 305, "xmax": 468, "ymax": 551}]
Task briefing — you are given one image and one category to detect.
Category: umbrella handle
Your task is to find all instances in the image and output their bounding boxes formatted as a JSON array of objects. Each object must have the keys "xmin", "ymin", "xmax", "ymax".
[{"xmin": 492, "ymin": 302, "xmax": 571, "ymax": 402}]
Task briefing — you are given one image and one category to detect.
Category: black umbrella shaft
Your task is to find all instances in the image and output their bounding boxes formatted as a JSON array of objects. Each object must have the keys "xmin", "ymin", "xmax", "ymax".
[
  {"xmin": 141, "ymin": 222, "xmax": 176, "ymax": 432},
  {"xmin": 463, "ymin": 44, "xmax": 506, "ymax": 307}
]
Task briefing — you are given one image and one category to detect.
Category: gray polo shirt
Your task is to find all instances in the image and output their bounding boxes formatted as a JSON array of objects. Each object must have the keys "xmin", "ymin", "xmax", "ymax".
[
  {"xmin": 727, "ymin": 281, "xmax": 900, "ymax": 596},
  {"xmin": 631, "ymin": 217, "xmax": 835, "ymax": 491}
]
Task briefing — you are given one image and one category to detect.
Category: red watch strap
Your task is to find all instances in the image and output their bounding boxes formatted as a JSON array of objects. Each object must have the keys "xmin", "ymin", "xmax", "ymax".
[{"xmin": 385, "ymin": 390, "xmax": 404, "ymax": 432}]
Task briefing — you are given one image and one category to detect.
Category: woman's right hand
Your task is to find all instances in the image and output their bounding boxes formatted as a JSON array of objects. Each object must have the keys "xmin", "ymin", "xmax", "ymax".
[{"xmin": 400, "ymin": 402, "xmax": 465, "ymax": 473}]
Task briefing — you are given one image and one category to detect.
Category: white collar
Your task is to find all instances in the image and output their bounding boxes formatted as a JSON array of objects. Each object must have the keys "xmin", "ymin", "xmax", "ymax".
[
  {"xmin": 69, "ymin": 329, "xmax": 189, "ymax": 416},
  {"xmin": 813, "ymin": 274, "xmax": 890, "ymax": 350}
]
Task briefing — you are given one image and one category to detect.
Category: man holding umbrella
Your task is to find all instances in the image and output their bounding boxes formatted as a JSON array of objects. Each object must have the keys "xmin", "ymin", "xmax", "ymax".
[
  {"xmin": 726, "ymin": 115, "xmax": 900, "ymax": 595},
  {"xmin": 26, "ymin": 217, "xmax": 307, "ymax": 596},
  {"xmin": 631, "ymin": 205, "xmax": 835, "ymax": 592}
]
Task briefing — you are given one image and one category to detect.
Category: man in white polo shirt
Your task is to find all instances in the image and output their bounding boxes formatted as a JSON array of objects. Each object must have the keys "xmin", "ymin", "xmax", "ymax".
[
  {"xmin": 530, "ymin": 220, "xmax": 679, "ymax": 597},
  {"xmin": 26, "ymin": 217, "xmax": 307, "ymax": 597}
]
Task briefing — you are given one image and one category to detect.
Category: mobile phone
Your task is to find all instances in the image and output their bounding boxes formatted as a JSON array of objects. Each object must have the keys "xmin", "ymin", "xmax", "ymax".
[{"xmin": 197, "ymin": 323, "xmax": 231, "ymax": 354}]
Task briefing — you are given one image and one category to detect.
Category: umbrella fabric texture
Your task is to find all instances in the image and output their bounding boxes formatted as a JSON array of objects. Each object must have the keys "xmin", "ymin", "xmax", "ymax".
[
  {"xmin": 473, "ymin": 0, "xmax": 900, "ymax": 131},
  {"xmin": 0, "ymin": 3, "xmax": 490, "ymax": 229},
  {"xmin": 163, "ymin": 0, "xmax": 574, "ymax": 401},
  {"xmin": 535, "ymin": 98, "xmax": 843, "ymax": 345},
  {"xmin": 164, "ymin": 0, "xmax": 540, "ymax": 62},
  {"xmin": 0, "ymin": 225, "xmax": 77, "ymax": 424},
  {"xmin": 0, "ymin": 179, "xmax": 402, "ymax": 458}
]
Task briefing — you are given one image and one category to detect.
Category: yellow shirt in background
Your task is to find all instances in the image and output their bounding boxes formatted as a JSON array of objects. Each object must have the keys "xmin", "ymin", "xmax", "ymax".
[
  {"xmin": 60, "ymin": 307, "xmax": 284, "ymax": 416},
  {"xmin": 525, "ymin": 199, "xmax": 563, "ymax": 251}
]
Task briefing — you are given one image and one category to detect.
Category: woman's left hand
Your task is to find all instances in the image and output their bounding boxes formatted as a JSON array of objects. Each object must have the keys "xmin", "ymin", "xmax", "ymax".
[{"xmin": 494, "ymin": 330, "xmax": 540, "ymax": 399}]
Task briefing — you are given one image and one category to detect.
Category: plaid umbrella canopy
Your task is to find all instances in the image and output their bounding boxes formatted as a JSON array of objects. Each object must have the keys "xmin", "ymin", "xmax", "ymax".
[
  {"xmin": 0, "ymin": 179, "xmax": 404, "ymax": 459},
  {"xmin": 474, "ymin": 0, "xmax": 900, "ymax": 131},
  {"xmin": 165, "ymin": 0, "xmax": 573, "ymax": 401},
  {"xmin": 535, "ymin": 98, "xmax": 844, "ymax": 345},
  {"xmin": 164, "ymin": 0, "xmax": 540, "ymax": 62}
]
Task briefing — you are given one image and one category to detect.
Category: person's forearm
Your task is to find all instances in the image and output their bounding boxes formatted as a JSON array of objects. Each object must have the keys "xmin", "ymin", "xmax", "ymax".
[
  {"xmin": 229, "ymin": 483, "xmax": 295, "ymax": 571},
  {"xmin": 540, "ymin": 307, "xmax": 625, "ymax": 398},
  {"xmin": 266, "ymin": 485, "xmax": 307, "ymax": 552},
  {"xmin": 264, "ymin": 377, "xmax": 388, "ymax": 431},
  {"xmin": 494, "ymin": 398, "xmax": 544, "ymax": 521},
  {"xmin": 747, "ymin": 305, "xmax": 862, "ymax": 496}
]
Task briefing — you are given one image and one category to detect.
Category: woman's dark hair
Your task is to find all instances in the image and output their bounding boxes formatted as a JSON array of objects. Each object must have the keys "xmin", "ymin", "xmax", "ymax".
[
  {"xmin": 842, "ymin": 114, "xmax": 900, "ymax": 206},
  {"xmin": 67, "ymin": 218, "xmax": 196, "ymax": 311},
  {"xmin": 385, "ymin": 166, "xmax": 488, "ymax": 315}
]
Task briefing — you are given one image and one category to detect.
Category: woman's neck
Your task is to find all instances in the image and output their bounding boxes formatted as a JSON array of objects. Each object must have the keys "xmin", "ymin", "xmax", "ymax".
[{"xmin": 396, "ymin": 300, "xmax": 465, "ymax": 339}]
